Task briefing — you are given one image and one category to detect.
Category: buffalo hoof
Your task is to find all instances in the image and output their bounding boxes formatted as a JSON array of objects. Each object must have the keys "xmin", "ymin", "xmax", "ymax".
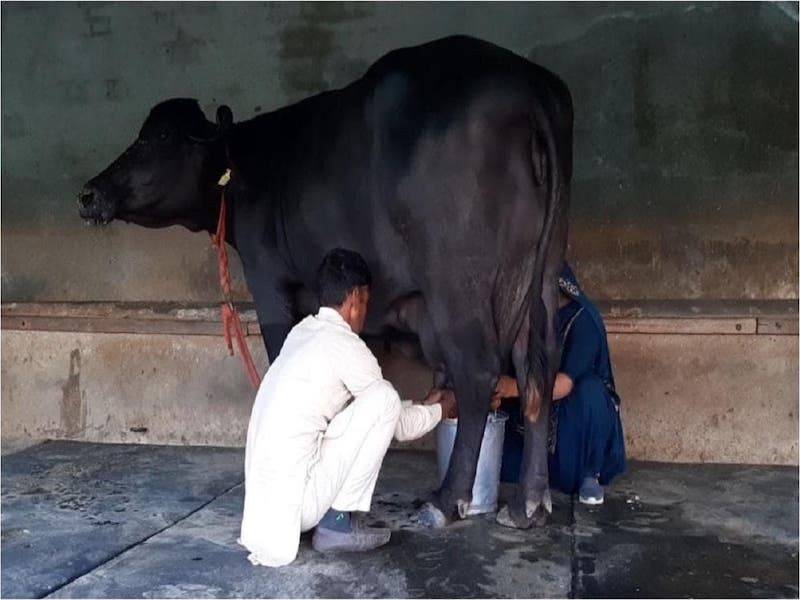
[
  {"xmin": 525, "ymin": 487, "xmax": 552, "ymax": 525},
  {"xmin": 496, "ymin": 488, "xmax": 552, "ymax": 529},
  {"xmin": 496, "ymin": 504, "xmax": 533, "ymax": 529},
  {"xmin": 414, "ymin": 502, "xmax": 449, "ymax": 529}
]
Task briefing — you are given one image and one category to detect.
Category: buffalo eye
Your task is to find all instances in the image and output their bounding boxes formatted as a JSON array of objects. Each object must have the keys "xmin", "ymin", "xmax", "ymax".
[{"xmin": 158, "ymin": 131, "xmax": 170, "ymax": 141}]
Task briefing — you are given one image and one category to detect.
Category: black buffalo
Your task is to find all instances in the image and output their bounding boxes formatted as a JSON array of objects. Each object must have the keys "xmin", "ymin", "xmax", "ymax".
[{"xmin": 79, "ymin": 35, "xmax": 573, "ymax": 528}]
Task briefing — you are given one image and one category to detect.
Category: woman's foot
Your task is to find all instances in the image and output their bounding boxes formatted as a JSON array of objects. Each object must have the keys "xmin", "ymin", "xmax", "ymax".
[{"xmin": 578, "ymin": 476, "xmax": 604, "ymax": 505}]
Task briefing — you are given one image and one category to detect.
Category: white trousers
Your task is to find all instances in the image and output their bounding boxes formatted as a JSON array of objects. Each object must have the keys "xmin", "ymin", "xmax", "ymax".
[{"xmin": 300, "ymin": 380, "xmax": 401, "ymax": 532}]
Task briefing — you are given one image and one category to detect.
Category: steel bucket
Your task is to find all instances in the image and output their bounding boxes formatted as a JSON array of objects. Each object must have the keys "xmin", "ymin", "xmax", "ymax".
[{"xmin": 436, "ymin": 411, "xmax": 508, "ymax": 515}]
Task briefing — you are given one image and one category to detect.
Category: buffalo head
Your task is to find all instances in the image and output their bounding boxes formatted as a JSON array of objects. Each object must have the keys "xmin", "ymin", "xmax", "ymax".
[{"xmin": 78, "ymin": 98, "xmax": 231, "ymax": 232}]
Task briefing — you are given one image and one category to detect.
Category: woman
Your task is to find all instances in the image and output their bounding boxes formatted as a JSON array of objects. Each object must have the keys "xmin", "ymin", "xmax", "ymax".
[{"xmin": 493, "ymin": 263, "xmax": 626, "ymax": 505}]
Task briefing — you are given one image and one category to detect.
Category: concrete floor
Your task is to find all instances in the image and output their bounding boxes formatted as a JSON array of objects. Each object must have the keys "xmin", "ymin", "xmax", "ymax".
[{"xmin": 1, "ymin": 442, "xmax": 797, "ymax": 599}]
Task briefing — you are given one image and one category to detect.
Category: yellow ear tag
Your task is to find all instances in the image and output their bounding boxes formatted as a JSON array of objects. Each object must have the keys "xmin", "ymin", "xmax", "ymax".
[{"xmin": 218, "ymin": 168, "xmax": 231, "ymax": 187}]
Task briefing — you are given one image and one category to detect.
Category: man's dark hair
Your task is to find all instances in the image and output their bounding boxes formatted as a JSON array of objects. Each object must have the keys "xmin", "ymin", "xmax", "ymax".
[{"xmin": 316, "ymin": 248, "xmax": 372, "ymax": 307}]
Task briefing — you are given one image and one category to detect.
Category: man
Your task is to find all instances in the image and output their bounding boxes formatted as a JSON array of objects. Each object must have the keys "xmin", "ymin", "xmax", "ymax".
[{"xmin": 239, "ymin": 248, "xmax": 457, "ymax": 567}]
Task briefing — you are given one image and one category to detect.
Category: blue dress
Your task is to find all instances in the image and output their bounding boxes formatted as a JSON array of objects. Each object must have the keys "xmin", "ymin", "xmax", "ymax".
[{"xmin": 500, "ymin": 266, "xmax": 627, "ymax": 494}]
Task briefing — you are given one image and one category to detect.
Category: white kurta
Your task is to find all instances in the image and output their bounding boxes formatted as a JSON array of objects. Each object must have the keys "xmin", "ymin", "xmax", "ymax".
[{"xmin": 239, "ymin": 307, "xmax": 441, "ymax": 567}]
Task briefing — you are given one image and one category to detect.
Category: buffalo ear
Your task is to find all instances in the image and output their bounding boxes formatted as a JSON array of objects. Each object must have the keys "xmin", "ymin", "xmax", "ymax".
[
  {"xmin": 187, "ymin": 104, "xmax": 233, "ymax": 144},
  {"xmin": 216, "ymin": 105, "xmax": 233, "ymax": 134}
]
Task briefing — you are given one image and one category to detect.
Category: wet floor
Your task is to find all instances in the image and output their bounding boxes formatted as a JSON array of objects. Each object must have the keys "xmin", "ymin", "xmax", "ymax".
[{"xmin": 2, "ymin": 441, "xmax": 797, "ymax": 598}]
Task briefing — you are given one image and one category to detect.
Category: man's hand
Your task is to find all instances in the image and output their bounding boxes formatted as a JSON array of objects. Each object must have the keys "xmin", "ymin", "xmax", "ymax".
[{"xmin": 423, "ymin": 387, "xmax": 458, "ymax": 419}]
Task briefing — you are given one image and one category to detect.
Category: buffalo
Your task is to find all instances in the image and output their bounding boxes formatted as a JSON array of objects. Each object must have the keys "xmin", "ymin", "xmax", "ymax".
[{"xmin": 79, "ymin": 35, "xmax": 573, "ymax": 528}]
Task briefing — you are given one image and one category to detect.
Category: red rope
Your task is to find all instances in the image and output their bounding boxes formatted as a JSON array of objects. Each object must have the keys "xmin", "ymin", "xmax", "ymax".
[{"xmin": 211, "ymin": 190, "xmax": 262, "ymax": 390}]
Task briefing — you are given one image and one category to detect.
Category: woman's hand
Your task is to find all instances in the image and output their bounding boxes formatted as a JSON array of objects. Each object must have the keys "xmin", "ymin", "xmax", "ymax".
[
  {"xmin": 490, "ymin": 372, "xmax": 574, "ymax": 411},
  {"xmin": 495, "ymin": 375, "xmax": 519, "ymax": 398},
  {"xmin": 490, "ymin": 375, "xmax": 519, "ymax": 410},
  {"xmin": 553, "ymin": 373, "xmax": 574, "ymax": 401}
]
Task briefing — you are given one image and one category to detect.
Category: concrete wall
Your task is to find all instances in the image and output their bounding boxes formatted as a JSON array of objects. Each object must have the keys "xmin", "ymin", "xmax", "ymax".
[
  {"xmin": 2, "ymin": 1, "xmax": 798, "ymax": 302},
  {"xmin": 2, "ymin": 3, "xmax": 797, "ymax": 463},
  {"xmin": 613, "ymin": 333, "xmax": 798, "ymax": 464},
  {"xmin": 1, "ymin": 330, "xmax": 267, "ymax": 447},
  {"xmin": 3, "ymin": 305, "xmax": 797, "ymax": 464}
]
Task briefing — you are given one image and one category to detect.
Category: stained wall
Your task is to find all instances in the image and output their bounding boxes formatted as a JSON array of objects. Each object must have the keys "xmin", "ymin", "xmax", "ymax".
[{"xmin": 3, "ymin": 2, "xmax": 797, "ymax": 302}]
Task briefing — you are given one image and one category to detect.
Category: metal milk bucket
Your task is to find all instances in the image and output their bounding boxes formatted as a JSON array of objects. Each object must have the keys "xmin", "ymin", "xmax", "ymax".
[{"xmin": 436, "ymin": 411, "xmax": 508, "ymax": 515}]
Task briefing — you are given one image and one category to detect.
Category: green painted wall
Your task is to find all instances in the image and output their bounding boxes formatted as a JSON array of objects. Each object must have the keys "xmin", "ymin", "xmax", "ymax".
[{"xmin": 2, "ymin": 2, "xmax": 797, "ymax": 302}]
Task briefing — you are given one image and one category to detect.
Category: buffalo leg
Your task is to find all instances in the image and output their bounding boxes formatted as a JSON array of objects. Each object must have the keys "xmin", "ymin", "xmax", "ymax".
[
  {"xmin": 439, "ymin": 362, "xmax": 496, "ymax": 519},
  {"xmin": 260, "ymin": 322, "xmax": 292, "ymax": 364},
  {"xmin": 501, "ymin": 212, "xmax": 567, "ymax": 529},
  {"xmin": 521, "ymin": 197, "xmax": 568, "ymax": 524},
  {"xmin": 418, "ymin": 331, "xmax": 498, "ymax": 526},
  {"xmin": 246, "ymin": 268, "xmax": 296, "ymax": 364},
  {"xmin": 520, "ymin": 386, "xmax": 554, "ymax": 524}
]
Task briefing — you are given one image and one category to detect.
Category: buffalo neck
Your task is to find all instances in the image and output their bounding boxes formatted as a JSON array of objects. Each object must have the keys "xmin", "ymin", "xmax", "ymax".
[{"xmin": 201, "ymin": 187, "xmax": 238, "ymax": 251}]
